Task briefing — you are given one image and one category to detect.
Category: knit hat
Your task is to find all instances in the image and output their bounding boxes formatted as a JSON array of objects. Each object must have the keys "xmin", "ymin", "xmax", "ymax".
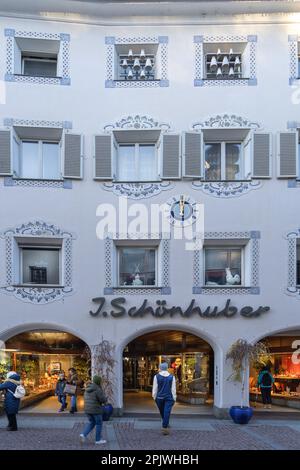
[
  {"xmin": 6, "ymin": 371, "xmax": 17, "ymax": 379},
  {"xmin": 159, "ymin": 362, "xmax": 168, "ymax": 371},
  {"xmin": 93, "ymin": 375, "xmax": 102, "ymax": 386}
]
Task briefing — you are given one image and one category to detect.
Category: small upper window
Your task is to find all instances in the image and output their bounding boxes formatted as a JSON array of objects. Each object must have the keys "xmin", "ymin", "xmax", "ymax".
[
  {"xmin": 20, "ymin": 246, "xmax": 61, "ymax": 286},
  {"xmin": 14, "ymin": 38, "xmax": 60, "ymax": 78},
  {"xmin": 204, "ymin": 142, "xmax": 242, "ymax": 181},
  {"xmin": 205, "ymin": 247, "xmax": 242, "ymax": 286},
  {"xmin": 115, "ymin": 44, "xmax": 158, "ymax": 81},
  {"xmin": 22, "ymin": 54, "xmax": 57, "ymax": 78},
  {"xmin": 203, "ymin": 42, "xmax": 247, "ymax": 80}
]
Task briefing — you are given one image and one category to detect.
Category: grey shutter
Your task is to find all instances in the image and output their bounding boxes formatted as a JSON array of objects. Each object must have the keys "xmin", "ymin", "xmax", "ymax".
[
  {"xmin": 162, "ymin": 133, "xmax": 181, "ymax": 179},
  {"xmin": 252, "ymin": 132, "xmax": 271, "ymax": 178},
  {"xmin": 63, "ymin": 133, "xmax": 83, "ymax": 179},
  {"xmin": 0, "ymin": 130, "xmax": 12, "ymax": 175},
  {"xmin": 94, "ymin": 134, "xmax": 113, "ymax": 180},
  {"xmin": 183, "ymin": 131, "xmax": 202, "ymax": 178},
  {"xmin": 277, "ymin": 131, "xmax": 297, "ymax": 178}
]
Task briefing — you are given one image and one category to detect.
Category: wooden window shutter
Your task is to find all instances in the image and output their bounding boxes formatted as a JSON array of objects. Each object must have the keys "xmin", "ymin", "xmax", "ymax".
[
  {"xmin": 161, "ymin": 133, "xmax": 181, "ymax": 179},
  {"xmin": 63, "ymin": 133, "xmax": 83, "ymax": 179},
  {"xmin": 277, "ymin": 131, "xmax": 298, "ymax": 178},
  {"xmin": 252, "ymin": 132, "xmax": 272, "ymax": 178},
  {"xmin": 94, "ymin": 134, "xmax": 113, "ymax": 180},
  {"xmin": 183, "ymin": 131, "xmax": 202, "ymax": 178},
  {"xmin": 0, "ymin": 129, "xmax": 12, "ymax": 176}
]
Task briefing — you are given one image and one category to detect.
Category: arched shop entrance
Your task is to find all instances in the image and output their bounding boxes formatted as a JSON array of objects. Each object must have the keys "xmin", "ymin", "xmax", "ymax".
[
  {"xmin": 0, "ymin": 330, "xmax": 91, "ymax": 412},
  {"xmin": 123, "ymin": 330, "xmax": 214, "ymax": 413},
  {"xmin": 249, "ymin": 330, "xmax": 300, "ymax": 412}
]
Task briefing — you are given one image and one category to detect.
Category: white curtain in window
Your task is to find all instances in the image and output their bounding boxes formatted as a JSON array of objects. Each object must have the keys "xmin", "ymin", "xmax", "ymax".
[
  {"xmin": 21, "ymin": 141, "xmax": 39, "ymax": 178},
  {"xmin": 43, "ymin": 142, "xmax": 60, "ymax": 179},
  {"xmin": 139, "ymin": 145, "xmax": 156, "ymax": 181},
  {"xmin": 118, "ymin": 145, "xmax": 135, "ymax": 181}
]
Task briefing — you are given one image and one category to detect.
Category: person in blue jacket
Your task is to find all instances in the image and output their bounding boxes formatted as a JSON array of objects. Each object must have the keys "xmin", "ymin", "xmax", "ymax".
[
  {"xmin": 257, "ymin": 365, "xmax": 275, "ymax": 409},
  {"xmin": 55, "ymin": 372, "xmax": 68, "ymax": 412},
  {"xmin": 152, "ymin": 362, "xmax": 176, "ymax": 435},
  {"xmin": 0, "ymin": 371, "xmax": 21, "ymax": 431}
]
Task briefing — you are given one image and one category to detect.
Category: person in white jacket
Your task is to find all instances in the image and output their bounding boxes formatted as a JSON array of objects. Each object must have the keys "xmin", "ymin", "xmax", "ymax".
[{"xmin": 152, "ymin": 362, "xmax": 176, "ymax": 435}]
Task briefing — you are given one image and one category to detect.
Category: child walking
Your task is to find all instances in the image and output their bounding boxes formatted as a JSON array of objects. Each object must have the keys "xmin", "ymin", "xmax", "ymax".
[{"xmin": 55, "ymin": 372, "xmax": 67, "ymax": 412}]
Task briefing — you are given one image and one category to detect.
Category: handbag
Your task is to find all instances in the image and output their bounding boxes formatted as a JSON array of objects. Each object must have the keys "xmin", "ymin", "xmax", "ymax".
[{"xmin": 64, "ymin": 383, "xmax": 77, "ymax": 395}]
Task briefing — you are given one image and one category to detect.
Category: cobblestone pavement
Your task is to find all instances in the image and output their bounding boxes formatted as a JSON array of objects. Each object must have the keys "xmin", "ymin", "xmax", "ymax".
[{"xmin": 0, "ymin": 417, "xmax": 300, "ymax": 450}]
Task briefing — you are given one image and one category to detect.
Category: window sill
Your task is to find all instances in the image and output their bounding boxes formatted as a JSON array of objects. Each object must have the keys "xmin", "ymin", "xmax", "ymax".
[
  {"xmin": 13, "ymin": 284, "xmax": 65, "ymax": 289},
  {"xmin": 114, "ymin": 79, "xmax": 160, "ymax": 82},
  {"xmin": 104, "ymin": 286, "xmax": 171, "ymax": 295},
  {"xmin": 115, "ymin": 285, "xmax": 158, "ymax": 289},
  {"xmin": 113, "ymin": 180, "xmax": 162, "ymax": 184},
  {"xmin": 13, "ymin": 74, "xmax": 62, "ymax": 79},
  {"xmin": 13, "ymin": 177, "xmax": 64, "ymax": 182}
]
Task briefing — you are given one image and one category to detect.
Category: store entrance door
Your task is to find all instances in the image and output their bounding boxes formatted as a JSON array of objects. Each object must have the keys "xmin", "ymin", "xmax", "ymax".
[{"xmin": 123, "ymin": 330, "xmax": 214, "ymax": 414}]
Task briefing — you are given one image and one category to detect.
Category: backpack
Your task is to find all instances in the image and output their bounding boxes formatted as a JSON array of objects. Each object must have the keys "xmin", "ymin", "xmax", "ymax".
[
  {"xmin": 8, "ymin": 384, "xmax": 26, "ymax": 399},
  {"xmin": 261, "ymin": 372, "xmax": 272, "ymax": 387}
]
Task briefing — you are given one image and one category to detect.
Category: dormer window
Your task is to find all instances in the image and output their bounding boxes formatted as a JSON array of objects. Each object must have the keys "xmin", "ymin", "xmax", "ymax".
[
  {"xmin": 22, "ymin": 53, "xmax": 57, "ymax": 78},
  {"xmin": 117, "ymin": 45, "xmax": 157, "ymax": 81}
]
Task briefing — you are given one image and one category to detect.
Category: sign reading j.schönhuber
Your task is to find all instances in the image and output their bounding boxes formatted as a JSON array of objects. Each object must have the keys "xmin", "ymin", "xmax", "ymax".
[{"xmin": 89, "ymin": 298, "xmax": 270, "ymax": 319}]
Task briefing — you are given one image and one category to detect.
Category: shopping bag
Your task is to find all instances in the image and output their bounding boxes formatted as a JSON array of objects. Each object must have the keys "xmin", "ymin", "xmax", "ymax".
[{"xmin": 64, "ymin": 384, "xmax": 77, "ymax": 395}]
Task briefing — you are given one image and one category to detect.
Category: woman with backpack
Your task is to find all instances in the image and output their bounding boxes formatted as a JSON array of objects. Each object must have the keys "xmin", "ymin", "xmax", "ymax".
[
  {"xmin": 0, "ymin": 371, "xmax": 23, "ymax": 431},
  {"xmin": 257, "ymin": 365, "xmax": 274, "ymax": 409}
]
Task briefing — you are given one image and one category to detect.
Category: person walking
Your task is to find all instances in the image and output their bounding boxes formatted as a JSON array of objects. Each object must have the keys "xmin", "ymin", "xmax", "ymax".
[
  {"xmin": 67, "ymin": 367, "xmax": 79, "ymax": 414},
  {"xmin": 152, "ymin": 362, "xmax": 176, "ymax": 435},
  {"xmin": 0, "ymin": 371, "xmax": 22, "ymax": 431},
  {"xmin": 55, "ymin": 372, "xmax": 67, "ymax": 412},
  {"xmin": 257, "ymin": 365, "xmax": 274, "ymax": 409},
  {"xmin": 80, "ymin": 375, "xmax": 107, "ymax": 445}
]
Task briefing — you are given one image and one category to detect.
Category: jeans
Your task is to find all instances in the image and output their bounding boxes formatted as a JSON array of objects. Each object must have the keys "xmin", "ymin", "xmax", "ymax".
[
  {"xmin": 58, "ymin": 395, "xmax": 67, "ymax": 409},
  {"xmin": 261, "ymin": 387, "xmax": 272, "ymax": 404},
  {"xmin": 71, "ymin": 395, "xmax": 77, "ymax": 410},
  {"xmin": 155, "ymin": 398, "xmax": 174, "ymax": 428},
  {"xmin": 82, "ymin": 414, "xmax": 103, "ymax": 442},
  {"xmin": 6, "ymin": 412, "xmax": 17, "ymax": 430}
]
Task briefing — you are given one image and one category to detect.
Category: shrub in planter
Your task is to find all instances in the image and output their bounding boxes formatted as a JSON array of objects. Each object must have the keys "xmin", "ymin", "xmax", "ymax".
[{"xmin": 226, "ymin": 339, "xmax": 269, "ymax": 424}]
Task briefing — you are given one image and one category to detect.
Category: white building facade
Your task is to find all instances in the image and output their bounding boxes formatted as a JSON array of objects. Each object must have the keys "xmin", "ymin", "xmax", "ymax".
[{"xmin": 0, "ymin": 0, "xmax": 300, "ymax": 416}]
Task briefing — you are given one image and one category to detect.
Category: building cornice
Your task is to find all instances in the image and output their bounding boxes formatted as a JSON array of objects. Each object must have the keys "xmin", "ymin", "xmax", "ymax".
[{"xmin": 1, "ymin": 1, "xmax": 300, "ymax": 27}]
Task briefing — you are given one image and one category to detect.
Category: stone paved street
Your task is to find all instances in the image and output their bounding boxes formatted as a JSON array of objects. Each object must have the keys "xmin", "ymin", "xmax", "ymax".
[{"xmin": 0, "ymin": 415, "xmax": 300, "ymax": 450}]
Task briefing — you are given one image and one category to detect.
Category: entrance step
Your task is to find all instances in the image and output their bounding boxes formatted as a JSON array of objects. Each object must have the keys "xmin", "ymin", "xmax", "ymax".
[{"xmin": 122, "ymin": 412, "xmax": 215, "ymax": 419}]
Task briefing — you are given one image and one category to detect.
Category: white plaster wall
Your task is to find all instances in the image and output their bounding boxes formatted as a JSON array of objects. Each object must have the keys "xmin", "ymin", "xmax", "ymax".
[{"xmin": 0, "ymin": 12, "xmax": 299, "ymax": 411}]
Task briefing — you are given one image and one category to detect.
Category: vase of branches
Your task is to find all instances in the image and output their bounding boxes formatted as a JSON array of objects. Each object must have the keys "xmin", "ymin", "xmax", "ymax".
[
  {"xmin": 91, "ymin": 339, "xmax": 117, "ymax": 421},
  {"xmin": 226, "ymin": 339, "xmax": 269, "ymax": 424}
]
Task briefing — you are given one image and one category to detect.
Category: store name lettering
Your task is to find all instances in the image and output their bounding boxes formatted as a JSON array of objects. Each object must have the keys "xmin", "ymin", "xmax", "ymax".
[{"xmin": 89, "ymin": 298, "xmax": 270, "ymax": 319}]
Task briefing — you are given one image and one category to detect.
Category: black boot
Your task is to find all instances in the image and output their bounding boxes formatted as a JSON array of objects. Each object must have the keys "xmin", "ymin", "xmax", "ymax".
[{"xmin": 69, "ymin": 408, "xmax": 75, "ymax": 414}]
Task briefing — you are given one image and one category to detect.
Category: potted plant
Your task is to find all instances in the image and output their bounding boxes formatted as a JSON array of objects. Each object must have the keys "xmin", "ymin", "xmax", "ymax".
[
  {"xmin": 92, "ymin": 339, "xmax": 116, "ymax": 421},
  {"xmin": 226, "ymin": 339, "xmax": 269, "ymax": 424}
]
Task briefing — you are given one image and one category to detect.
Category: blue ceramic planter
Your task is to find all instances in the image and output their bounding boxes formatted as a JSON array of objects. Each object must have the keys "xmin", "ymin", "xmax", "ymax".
[
  {"xmin": 102, "ymin": 403, "xmax": 113, "ymax": 421},
  {"xmin": 229, "ymin": 406, "xmax": 253, "ymax": 424}
]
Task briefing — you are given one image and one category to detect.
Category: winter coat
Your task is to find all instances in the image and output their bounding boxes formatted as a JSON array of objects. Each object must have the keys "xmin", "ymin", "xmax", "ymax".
[
  {"xmin": 55, "ymin": 378, "xmax": 67, "ymax": 396},
  {"xmin": 67, "ymin": 372, "xmax": 79, "ymax": 396},
  {"xmin": 257, "ymin": 370, "xmax": 275, "ymax": 389},
  {"xmin": 83, "ymin": 382, "xmax": 106, "ymax": 415},
  {"xmin": 0, "ymin": 373, "xmax": 21, "ymax": 414}
]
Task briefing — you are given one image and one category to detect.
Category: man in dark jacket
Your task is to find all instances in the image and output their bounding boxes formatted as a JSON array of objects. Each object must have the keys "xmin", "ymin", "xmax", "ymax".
[
  {"xmin": 80, "ymin": 375, "xmax": 107, "ymax": 445},
  {"xmin": 0, "ymin": 371, "xmax": 21, "ymax": 431}
]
